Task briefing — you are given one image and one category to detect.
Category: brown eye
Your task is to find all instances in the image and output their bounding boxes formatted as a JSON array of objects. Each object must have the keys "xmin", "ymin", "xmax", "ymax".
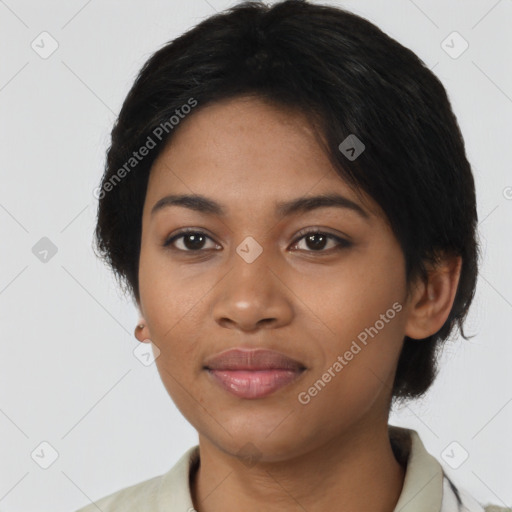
[
  {"xmin": 163, "ymin": 230, "xmax": 219, "ymax": 251},
  {"xmin": 292, "ymin": 229, "xmax": 352, "ymax": 253}
]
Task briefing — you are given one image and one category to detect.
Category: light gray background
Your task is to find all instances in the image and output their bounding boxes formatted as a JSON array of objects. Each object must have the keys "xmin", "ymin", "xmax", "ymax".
[{"xmin": 1, "ymin": 0, "xmax": 511, "ymax": 510}]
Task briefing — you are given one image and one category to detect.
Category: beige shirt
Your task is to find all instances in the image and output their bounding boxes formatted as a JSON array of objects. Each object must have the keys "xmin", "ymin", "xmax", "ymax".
[{"xmin": 74, "ymin": 426, "xmax": 510, "ymax": 512}]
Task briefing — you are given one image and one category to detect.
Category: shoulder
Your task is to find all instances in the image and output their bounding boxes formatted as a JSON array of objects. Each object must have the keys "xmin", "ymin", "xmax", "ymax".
[
  {"xmin": 74, "ymin": 472, "xmax": 164, "ymax": 512},
  {"xmin": 73, "ymin": 445, "xmax": 200, "ymax": 512},
  {"xmin": 446, "ymin": 472, "xmax": 511, "ymax": 512},
  {"xmin": 390, "ymin": 426, "xmax": 510, "ymax": 512}
]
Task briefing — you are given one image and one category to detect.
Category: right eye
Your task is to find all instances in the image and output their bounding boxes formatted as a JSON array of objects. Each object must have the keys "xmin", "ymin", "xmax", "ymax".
[{"xmin": 163, "ymin": 229, "xmax": 221, "ymax": 252}]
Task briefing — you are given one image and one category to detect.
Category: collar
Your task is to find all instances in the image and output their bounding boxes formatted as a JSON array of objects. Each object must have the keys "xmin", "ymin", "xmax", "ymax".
[
  {"xmin": 155, "ymin": 425, "xmax": 454, "ymax": 511},
  {"xmin": 390, "ymin": 425, "xmax": 445, "ymax": 511}
]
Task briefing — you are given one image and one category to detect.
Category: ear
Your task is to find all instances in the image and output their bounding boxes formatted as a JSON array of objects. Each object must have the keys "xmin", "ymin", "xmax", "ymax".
[
  {"xmin": 134, "ymin": 313, "xmax": 152, "ymax": 344},
  {"xmin": 404, "ymin": 253, "xmax": 463, "ymax": 340}
]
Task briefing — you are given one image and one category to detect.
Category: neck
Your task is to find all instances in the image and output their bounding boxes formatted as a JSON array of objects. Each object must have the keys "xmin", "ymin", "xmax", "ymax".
[{"xmin": 191, "ymin": 423, "xmax": 406, "ymax": 512}]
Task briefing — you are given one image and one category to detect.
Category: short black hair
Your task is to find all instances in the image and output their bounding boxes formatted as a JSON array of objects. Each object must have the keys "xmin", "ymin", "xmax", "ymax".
[{"xmin": 94, "ymin": 0, "xmax": 480, "ymax": 403}]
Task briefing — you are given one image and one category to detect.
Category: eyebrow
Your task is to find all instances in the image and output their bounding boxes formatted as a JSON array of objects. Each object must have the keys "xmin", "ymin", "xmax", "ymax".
[{"xmin": 150, "ymin": 193, "xmax": 370, "ymax": 221}]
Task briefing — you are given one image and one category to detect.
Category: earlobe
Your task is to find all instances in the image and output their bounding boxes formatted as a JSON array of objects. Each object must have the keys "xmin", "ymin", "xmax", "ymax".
[
  {"xmin": 404, "ymin": 254, "xmax": 462, "ymax": 340},
  {"xmin": 134, "ymin": 317, "xmax": 152, "ymax": 343}
]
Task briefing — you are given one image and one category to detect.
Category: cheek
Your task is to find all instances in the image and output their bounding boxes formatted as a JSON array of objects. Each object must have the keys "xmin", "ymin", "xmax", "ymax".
[
  {"xmin": 310, "ymin": 255, "xmax": 406, "ymax": 346},
  {"xmin": 302, "ymin": 254, "xmax": 406, "ymax": 399},
  {"xmin": 297, "ymin": 312, "xmax": 405, "ymax": 431},
  {"xmin": 138, "ymin": 253, "xmax": 208, "ymax": 379},
  {"xmin": 139, "ymin": 247, "xmax": 206, "ymax": 332}
]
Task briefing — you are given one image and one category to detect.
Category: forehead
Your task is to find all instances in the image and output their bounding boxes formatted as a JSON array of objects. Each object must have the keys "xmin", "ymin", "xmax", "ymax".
[{"xmin": 145, "ymin": 96, "xmax": 380, "ymax": 219}]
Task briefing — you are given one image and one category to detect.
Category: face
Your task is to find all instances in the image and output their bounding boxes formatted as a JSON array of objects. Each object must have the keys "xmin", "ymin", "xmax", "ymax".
[{"xmin": 138, "ymin": 96, "xmax": 413, "ymax": 461}]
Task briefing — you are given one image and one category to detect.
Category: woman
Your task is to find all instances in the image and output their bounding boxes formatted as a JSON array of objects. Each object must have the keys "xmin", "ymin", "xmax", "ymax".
[{"xmin": 76, "ymin": 1, "xmax": 509, "ymax": 510}]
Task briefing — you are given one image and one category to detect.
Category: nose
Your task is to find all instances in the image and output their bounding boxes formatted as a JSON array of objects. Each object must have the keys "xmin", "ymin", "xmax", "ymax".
[{"xmin": 211, "ymin": 249, "xmax": 294, "ymax": 332}]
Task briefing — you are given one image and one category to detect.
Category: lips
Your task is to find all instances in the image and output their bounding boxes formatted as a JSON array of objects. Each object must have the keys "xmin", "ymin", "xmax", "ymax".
[
  {"xmin": 204, "ymin": 348, "xmax": 306, "ymax": 399},
  {"xmin": 203, "ymin": 348, "xmax": 306, "ymax": 372}
]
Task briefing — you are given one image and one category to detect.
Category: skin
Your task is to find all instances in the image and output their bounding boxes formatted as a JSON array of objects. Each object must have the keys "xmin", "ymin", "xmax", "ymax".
[{"xmin": 135, "ymin": 95, "xmax": 462, "ymax": 512}]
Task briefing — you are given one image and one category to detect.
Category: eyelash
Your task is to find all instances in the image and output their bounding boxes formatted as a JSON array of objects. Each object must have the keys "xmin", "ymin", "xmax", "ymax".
[{"xmin": 163, "ymin": 227, "xmax": 352, "ymax": 254}]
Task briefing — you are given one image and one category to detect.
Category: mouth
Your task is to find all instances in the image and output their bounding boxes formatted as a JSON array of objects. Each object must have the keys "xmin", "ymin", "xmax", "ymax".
[{"xmin": 203, "ymin": 348, "xmax": 307, "ymax": 399}]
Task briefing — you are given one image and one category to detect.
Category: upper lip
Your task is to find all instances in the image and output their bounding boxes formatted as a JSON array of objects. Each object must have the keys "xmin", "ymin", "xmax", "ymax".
[{"xmin": 204, "ymin": 348, "xmax": 306, "ymax": 371}]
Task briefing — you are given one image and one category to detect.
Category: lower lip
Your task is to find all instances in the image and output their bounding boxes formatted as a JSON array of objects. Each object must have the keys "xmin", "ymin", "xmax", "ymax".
[{"xmin": 207, "ymin": 369, "xmax": 304, "ymax": 399}]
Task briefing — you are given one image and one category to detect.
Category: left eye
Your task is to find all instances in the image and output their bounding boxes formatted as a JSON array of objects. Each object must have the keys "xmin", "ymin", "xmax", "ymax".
[{"xmin": 291, "ymin": 229, "xmax": 352, "ymax": 252}]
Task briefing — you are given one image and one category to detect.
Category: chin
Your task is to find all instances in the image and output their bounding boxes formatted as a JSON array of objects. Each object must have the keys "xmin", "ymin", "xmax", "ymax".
[{"xmin": 201, "ymin": 419, "xmax": 316, "ymax": 463}]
